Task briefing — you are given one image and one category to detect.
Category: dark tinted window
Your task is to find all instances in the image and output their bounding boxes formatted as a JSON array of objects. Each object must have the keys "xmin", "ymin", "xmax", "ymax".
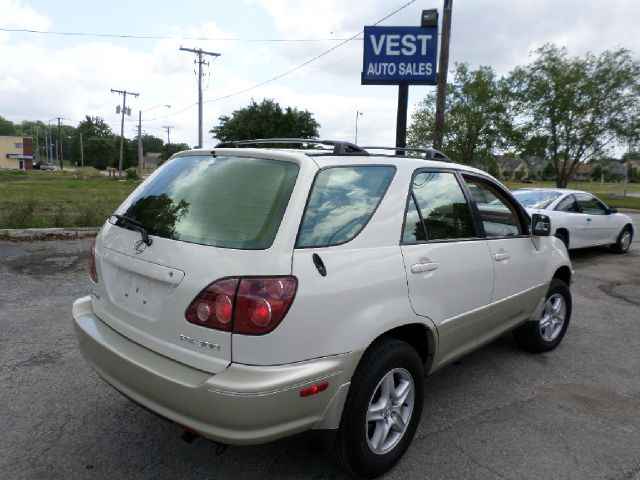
[
  {"xmin": 404, "ymin": 171, "xmax": 475, "ymax": 242},
  {"xmin": 555, "ymin": 195, "xmax": 581, "ymax": 213},
  {"xmin": 575, "ymin": 193, "xmax": 607, "ymax": 215},
  {"xmin": 464, "ymin": 176, "xmax": 522, "ymax": 237},
  {"xmin": 297, "ymin": 166, "xmax": 395, "ymax": 247},
  {"xmin": 113, "ymin": 155, "xmax": 299, "ymax": 249}
]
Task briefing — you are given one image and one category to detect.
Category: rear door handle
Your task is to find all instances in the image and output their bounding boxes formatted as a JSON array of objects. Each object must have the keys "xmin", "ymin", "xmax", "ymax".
[
  {"xmin": 494, "ymin": 252, "xmax": 511, "ymax": 261},
  {"xmin": 586, "ymin": 218, "xmax": 592, "ymax": 222},
  {"xmin": 410, "ymin": 262, "xmax": 439, "ymax": 274}
]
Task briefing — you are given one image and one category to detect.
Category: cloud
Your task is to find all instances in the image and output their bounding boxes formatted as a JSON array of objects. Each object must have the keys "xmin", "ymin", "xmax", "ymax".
[
  {"xmin": 0, "ymin": 0, "xmax": 51, "ymax": 30},
  {"xmin": 1, "ymin": 0, "xmax": 638, "ymax": 155}
]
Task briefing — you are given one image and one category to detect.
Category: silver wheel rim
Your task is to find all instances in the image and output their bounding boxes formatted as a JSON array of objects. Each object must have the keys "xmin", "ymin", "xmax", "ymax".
[
  {"xmin": 365, "ymin": 367, "xmax": 415, "ymax": 455},
  {"xmin": 620, "ymin": 231, "xmax": 631, "ymax": 251},
  {"xmin": 539, "ymin": 293, "xmax": 566, "ymax": 342}
]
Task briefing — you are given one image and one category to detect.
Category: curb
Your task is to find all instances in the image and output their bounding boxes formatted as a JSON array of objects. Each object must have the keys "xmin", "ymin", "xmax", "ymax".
[{"xmin": 0, "ymin": 227, "xmax": 100, "ymax": 242}]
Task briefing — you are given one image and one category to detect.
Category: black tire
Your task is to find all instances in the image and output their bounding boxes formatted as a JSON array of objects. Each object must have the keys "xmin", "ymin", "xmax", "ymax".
[
  {"xmin": 514, "ymin": 278, "xmax": 572, "ymax": 353},
  {"xmin": 611, "ymin": 226, "xmax": 633, "ymax": 254},
  {"xmin": 555, "ymin": 230, "xmax": 569, "ymax": 249},
  {"xmin": 331, "ymin": 338, "xmax": 424, "ymax": 478}
]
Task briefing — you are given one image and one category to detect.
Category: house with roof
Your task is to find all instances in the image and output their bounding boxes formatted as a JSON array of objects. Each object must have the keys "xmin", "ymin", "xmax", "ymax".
[{"xmin": 495, "ymin": 155, "xmax": 528, "ymax": 180}]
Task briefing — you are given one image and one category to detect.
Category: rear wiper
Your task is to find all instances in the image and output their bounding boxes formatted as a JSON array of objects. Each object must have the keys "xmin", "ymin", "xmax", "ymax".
[{"xmin": 111, "ymin": 214, "xmax": 153, "ymax": 246}]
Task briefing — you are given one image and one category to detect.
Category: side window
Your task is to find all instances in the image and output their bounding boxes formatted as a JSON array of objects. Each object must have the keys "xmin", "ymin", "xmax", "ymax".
[
  {"xmin": 555, "ymin": 195, "xmax": 580, "ymax": 213},
  {"xmin": 463, "ymin": 176, "xmax": 523, "ymax": 237},
  {"xmin": 403, "ymin": 171, "xmax": 475, "ymax": 242},
  {"xmin": 297, "ymin": 166, "xmax": 395, "ymax": 247},
  {"xmin": 575, "ymin": 193, "xmax": 607, "ymax": 215}
]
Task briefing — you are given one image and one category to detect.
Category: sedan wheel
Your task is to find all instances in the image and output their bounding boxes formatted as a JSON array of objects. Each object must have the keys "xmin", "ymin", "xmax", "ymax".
[{"xmin": 615, "ymin": 228, "xmax": 632, "ymax": 253}]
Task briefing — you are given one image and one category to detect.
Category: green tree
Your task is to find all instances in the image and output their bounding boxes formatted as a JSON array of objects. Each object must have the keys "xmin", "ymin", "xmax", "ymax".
[
  {"xmin": 160, "ymin": 143, "xmax": 191, "ymax": 162},
  {"xmin": 408, "ymin": 64, "xmax": 511, "ymax": 165},
  {"xmin": 211, "ymin": 98, "xmax": 320, "ymax": 142},
  {"xmin": 140, "ymin": 134, "xmax": 164, "ymax": 154},
  {"xmin": 83, "ymin": 137, "xmax": 117, "ymax": 170},
  {"xmin": 77, "ymin": 116, "xmax": 113, "ymax": 138},
  {"xmin": 0, "ymin": 116, "xmax": 16, "ymax": 135},
  {"xmin": 69, "ymin": 117, "xmax": 116, "ymax": 168},
  {"xmin": 508, "ymin": 44, "xmax": 640, "ymax": 188}
]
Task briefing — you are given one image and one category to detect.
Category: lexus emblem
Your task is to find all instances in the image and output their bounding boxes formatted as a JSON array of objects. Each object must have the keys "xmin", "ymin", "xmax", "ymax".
[{"xmin": 133, "ymin": 239, "xmax": 146, "ymax": 254}]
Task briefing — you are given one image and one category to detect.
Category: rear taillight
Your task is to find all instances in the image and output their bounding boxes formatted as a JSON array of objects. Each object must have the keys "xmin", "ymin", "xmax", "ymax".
[
  {"xmin": 185, "ymin": 277, "xmax": 297, "ymax": 335},
  {"xmin": 89, "ymin": 239, "xmax": 98, "ymax": 283}
]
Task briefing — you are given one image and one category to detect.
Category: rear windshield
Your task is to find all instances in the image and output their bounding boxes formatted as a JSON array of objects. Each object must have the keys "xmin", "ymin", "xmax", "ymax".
[
  {"xmin": 512, "ymin": 189, "xmax": 562, "ymax": 209},
  {"xmin": 114, "ymin": 155, "xmax": 299, "ymax": 249}
]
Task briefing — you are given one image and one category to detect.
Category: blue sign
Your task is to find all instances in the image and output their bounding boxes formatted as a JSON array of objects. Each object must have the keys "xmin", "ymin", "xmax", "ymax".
[{"xmin": 362, "ymin": 26, "xmax": 438, "ymax": 85}]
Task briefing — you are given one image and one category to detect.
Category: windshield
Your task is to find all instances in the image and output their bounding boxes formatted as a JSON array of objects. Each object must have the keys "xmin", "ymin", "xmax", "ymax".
[
  {"xmin": 512, "ymin": 189, "xmax": 562, "ymax": 209},
  {"xmin": 114, "ymin": 155, "xmax": 299, "ymax": 249}
]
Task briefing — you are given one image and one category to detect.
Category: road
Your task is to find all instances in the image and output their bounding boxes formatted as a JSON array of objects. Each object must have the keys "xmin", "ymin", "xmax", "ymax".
[{"xmin": 1, "ymin": 217, "xmax": 639, "ymax": 479}]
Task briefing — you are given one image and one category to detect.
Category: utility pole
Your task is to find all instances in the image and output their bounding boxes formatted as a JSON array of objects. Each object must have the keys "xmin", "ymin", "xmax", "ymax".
[
  {"xmin": 79, "ymin": 132, "xmax": 84, "ymax": 167},
  {"xmin": 179, "ymin": 46, "xmax": 221, "ymax": 148},
  {"xmin": 35, "ymin": 128, "xmax": 39, "ymax": 162},
  {"xmin": 433, "ymin": 0, "xmax": 453, "ymax": 151},
  {"xmin": 50, "ymin": 117, "xmax": 66, "ymax": 170},
  {"xmin": 137, "ymin": 111, "xmax": 143, "ymax": 177},
  {"xmin": 162, "ymin": 125, "xmax": 173, "ymax": 146},
  {"xmin": 111, "ymin": 88, "xmax": 139, "ymax": 178}
]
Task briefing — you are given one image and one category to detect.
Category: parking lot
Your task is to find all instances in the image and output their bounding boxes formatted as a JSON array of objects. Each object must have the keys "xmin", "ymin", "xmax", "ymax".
[{"xmin": 1, "ymin": 216, "xmax": 639, "ymax": 480}]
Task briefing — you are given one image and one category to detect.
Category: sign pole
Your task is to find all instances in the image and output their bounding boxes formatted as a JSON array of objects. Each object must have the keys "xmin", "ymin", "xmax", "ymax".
[
  {"xmin": 396, "ymin": 84, "xmax": 409, "ymax": 154},
  {"xmin": 433, "ymin": 0, "xmax": 453, "ymax": 151}
]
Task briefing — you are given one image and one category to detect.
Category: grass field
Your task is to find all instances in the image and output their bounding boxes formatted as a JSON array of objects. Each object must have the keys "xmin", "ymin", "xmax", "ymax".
[
  {"xmin": 1, "ymin": 169, "xmax": 639, "ymax": 230},
  {"xmin": 0, "ymin": 169, "xmax": 137, "ymax": 229}
]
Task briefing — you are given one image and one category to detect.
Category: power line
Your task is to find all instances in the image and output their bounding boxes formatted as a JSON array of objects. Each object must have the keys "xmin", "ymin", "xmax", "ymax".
[
  {"xmin": 148, "ymin": 0, "xmax": 418, "ymax": 122},
  {"xmin": 0, "ymin": 27, "xmax": 355, "ymax": 42}
]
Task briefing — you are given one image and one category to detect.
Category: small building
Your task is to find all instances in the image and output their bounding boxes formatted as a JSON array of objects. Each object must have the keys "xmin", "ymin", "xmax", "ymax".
[
  {"xmin": 143, "ymin": 152, "xmax": 162, "ymax": 169},
  {"xmin": 0, "ymin": 136, "xmax": 34, "ymax": 170},
  {"xmin": 572, "ymin": 163, "xmax": 593, "ymax": 181},
  {"xmin": 496, "ymin": 155, "xmax": 528, "ymax": 180}
]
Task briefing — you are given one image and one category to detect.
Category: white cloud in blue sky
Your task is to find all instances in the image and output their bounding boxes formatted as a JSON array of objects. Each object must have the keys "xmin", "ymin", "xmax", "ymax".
[{"xmin": 0, "ymin": 0, "xmax": 638, "ymax": 150}]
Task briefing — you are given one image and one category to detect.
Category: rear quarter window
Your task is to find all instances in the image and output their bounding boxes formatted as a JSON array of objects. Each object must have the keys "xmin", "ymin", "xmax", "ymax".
[{"xmin": 296, "ymin": 166, "xmax": 396, "ymax": 248}]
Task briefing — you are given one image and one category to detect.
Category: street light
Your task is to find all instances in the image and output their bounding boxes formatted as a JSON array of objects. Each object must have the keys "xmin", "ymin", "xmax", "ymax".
[
  {"xmin": 355, "ymin": 111, "xmax": 363, "ymax": 145},
  {"xmin": 138, "ymin": 104, "xmax": 171, "ymax": 176}
]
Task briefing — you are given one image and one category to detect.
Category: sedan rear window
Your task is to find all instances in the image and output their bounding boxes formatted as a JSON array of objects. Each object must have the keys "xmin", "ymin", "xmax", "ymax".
[
  {"xmin": 114, "ymin": 155, "xmax": 299, "ymax": 249},
  {"xmin": 296, "ymin": 166, "xmax": 395, "ymax": 247},
  {"xmin": 512, "ymin": 189, "xmax": 562, "ymax": 209}
]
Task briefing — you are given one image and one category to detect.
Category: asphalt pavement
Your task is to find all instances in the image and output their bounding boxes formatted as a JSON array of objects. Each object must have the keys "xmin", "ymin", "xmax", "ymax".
[{"xmin": 1, "ymin": 217, "xmax": 639, "ymax": 479}]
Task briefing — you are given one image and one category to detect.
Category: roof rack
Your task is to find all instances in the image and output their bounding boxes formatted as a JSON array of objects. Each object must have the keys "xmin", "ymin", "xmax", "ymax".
[
  {"xmin": 360, "ymin": 146, "xmax": 452, "ymax": 162},
  {"xmin": 214, "ymin": 138, "xmax": 369, "ymax": 156}
]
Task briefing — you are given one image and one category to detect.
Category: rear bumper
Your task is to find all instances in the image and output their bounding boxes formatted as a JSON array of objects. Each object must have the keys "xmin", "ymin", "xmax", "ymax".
[{"xmin": 72, "ymin": 296, "xmax": 361, "ymax": 445}]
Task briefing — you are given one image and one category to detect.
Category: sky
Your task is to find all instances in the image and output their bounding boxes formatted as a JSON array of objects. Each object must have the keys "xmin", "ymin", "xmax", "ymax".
[{"xmin": 1, "ymin": 0, "xmax": 639, "ymax": 151}]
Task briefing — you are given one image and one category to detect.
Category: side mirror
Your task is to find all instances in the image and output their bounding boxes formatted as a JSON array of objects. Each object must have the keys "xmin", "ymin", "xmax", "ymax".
[
  {"xmin": 607, "ymin": 207, "xmax": 618, "ymax": 214},
  {"xmin": 531, "ymin": 213, "xmax": 551, "ymax": 236}
]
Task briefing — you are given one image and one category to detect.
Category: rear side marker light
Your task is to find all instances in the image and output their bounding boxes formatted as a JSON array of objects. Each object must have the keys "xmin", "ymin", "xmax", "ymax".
[
  {"xmin": 185, "ymin": 277, "xmax": 297, "ymax": 335},
  {"xmin": 300, "ymin": 382, "xmax": 329, "ymax": 397},
  {"xmin": 89, "ymin": 239, "xmax": 98, "ymax": 283}
]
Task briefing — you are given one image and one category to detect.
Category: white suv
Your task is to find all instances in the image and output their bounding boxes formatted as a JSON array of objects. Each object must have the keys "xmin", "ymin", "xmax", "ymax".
[{"xmin": 73, "ymin": 140, "xmax": 572, "ymax": 478}]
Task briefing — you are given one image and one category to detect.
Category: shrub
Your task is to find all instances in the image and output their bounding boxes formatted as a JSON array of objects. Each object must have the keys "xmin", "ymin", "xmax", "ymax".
[{"xmin": 125, "ymin": 167, "xmax": 139, "ymax": 181}]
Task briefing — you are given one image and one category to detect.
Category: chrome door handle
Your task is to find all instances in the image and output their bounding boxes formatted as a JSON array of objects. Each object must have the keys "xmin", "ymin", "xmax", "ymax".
[
  {"xmin": 410, "ymin": 262, "xmax": 439, "ymax": 274},
  {"xmin": 494, "ymin": 252, "xmax": 511, "ymax": 261}
]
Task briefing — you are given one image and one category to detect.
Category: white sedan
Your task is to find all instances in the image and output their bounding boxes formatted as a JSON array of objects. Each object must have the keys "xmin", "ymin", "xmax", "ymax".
[{"xmin": 512, "ymin": 188, "xmax": 634, "ymax": 253}]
